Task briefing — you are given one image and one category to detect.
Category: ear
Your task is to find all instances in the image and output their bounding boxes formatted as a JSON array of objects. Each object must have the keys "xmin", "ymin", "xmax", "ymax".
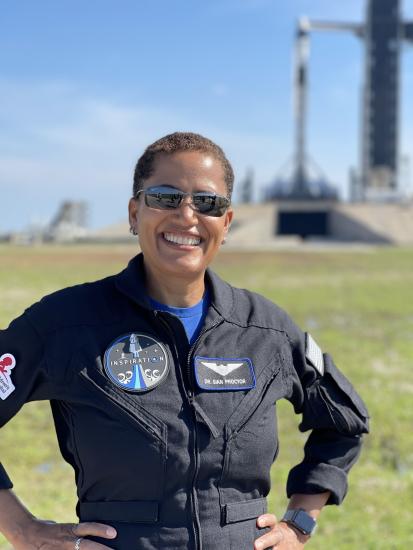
[
  {"xmin": 128, "ymin": 197, "xmax": 138, "ymax": 228},
  {"xmin": 223, "ymin": 207, "xmax": 234, "ymax": 237}
]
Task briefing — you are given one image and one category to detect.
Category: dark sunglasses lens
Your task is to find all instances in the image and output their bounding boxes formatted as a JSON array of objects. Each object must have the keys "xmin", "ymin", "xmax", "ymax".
[
  {"xmin": 193, "ymin": 194, "xmax": 229, "ymax": 216},
  {"xmin": 145, "ymin": 187, "xmax": 183, "ymax": 209},
  {"xmin": 142, "ymin": 186, "xmax": 229, "ymax": 216}
]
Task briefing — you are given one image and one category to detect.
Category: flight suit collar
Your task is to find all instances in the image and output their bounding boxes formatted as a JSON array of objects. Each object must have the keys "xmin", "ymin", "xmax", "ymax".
[
  {"xmin": 115, "ymin": 253, "xmax": 235, "ymax": 320},
  {"xmin": 114, "ymin": 253, "xmax": 151, "ymax": 310}
]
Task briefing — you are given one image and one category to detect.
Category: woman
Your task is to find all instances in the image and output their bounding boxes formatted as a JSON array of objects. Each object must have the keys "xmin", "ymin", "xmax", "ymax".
[{"xmin": 0, "ymin": 132, "xmax": 369, "ymax": 549}]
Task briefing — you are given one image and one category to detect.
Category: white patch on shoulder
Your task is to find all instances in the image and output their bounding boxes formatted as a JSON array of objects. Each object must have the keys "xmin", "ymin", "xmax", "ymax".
[
  {"xmin": 305, "ymin": 334, "xmax": 324, "ymax": 376},
  {"xmin": 0, "ymin": 353, "xmax": 16, "ymax": 400}
]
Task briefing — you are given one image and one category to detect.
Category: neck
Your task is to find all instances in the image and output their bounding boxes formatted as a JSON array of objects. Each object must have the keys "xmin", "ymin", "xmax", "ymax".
[{"xmin": 144, "ymin": 265, "xmax": 205, "ymax": 307}]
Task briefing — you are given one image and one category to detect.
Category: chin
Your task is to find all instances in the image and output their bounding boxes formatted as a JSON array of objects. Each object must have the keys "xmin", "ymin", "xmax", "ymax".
[
  {"xmin": 162, "ymin": 251, "xmax": 207, "ymax": 274},
  {"xmin": 170, "ymin": 259, "xmax": 206, "ymax": 277}
]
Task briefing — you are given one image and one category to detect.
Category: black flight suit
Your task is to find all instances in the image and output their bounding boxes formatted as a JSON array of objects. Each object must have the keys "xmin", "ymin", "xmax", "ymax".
[{"xmin": 0, "ymin": 254, "xmax": 369, "ymax": 549}]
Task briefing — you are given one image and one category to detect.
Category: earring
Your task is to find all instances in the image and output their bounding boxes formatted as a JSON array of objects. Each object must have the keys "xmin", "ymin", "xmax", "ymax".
[
  {"xmin": 129, "ymin": 226, "xmax": 138, "ymax": 236},
  {"xmin": 221, "ymin": 238, "xmax": 226, "ymax": 245}
]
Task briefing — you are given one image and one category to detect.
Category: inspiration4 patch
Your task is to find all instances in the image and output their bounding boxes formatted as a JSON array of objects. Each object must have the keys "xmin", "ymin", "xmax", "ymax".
[{"xmin": 104, "ymin": 333, "xmax": 169, "ymax": 393}]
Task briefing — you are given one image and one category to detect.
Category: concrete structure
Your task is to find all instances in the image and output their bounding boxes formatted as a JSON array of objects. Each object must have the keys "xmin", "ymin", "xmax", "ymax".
[
  {"xmin": 46, "ymin": 201, "xmax": 88, "ymax": 242},
  {"xmin": 86, "ymin": 221, "xmax": 135, "ymax": 243},
  {"xmin": 226, "ymin": 202, "xmax": 413, "ymax": 247}
]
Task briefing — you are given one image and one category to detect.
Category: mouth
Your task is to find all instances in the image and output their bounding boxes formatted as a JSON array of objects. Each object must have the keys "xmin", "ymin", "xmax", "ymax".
[{"xmin": 162, "ymin": 232, "xmax": 202, "ymax": 247}]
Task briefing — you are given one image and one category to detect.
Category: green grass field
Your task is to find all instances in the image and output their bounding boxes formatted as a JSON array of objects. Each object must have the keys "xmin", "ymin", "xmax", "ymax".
[{"xmin": 0, "ymin": 244, "xmax": 412, "ymax": 549}]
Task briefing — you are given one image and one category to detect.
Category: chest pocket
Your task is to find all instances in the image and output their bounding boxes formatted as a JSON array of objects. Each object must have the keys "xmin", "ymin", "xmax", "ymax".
[
  {"xmin": 70, "ymin": 359, "xmax": 167, "ymax": 509},
  {"xmin": 219, "ymin": 352, "xmax": 286, "ymax": 508}
]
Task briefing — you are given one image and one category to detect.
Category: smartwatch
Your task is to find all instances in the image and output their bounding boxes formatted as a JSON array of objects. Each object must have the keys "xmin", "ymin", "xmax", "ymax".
[{"xmin": 281, "ymin": 509, "xmax": 317, "ymax": 536}]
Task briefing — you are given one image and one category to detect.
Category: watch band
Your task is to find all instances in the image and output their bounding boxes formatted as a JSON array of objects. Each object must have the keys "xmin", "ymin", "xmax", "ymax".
[{"xmin": 281, "ymin": 509, "xmax": 317, "ymax": 536}]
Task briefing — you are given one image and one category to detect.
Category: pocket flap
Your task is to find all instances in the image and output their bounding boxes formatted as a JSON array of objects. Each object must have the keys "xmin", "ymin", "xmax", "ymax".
[
  {"xmin": 79, "ymin": 500, "xmax": 159, "ymax": 523},
  {"xmin": 223, "ymin": 498, "xmax": 267, "ymax": 524},
  {"xmin": 78, "ymin": 367, "xmax": 167, "ymax": 445}
]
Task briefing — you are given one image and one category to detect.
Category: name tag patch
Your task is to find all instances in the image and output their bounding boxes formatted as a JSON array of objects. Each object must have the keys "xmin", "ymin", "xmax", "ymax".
[
  {"xmin": 0, "ymin": 353, "xmax": 16, "ymax": 400},
  {"xmin": 104, "ymin": 333, "xmax": 169, "ymax": 393},
  {"xmin": 194, "ymin": 356, "xmax": 255, "ymax": 391}
]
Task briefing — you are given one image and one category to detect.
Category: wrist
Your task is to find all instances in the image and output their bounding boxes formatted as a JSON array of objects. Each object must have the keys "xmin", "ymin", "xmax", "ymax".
[
  {"xmin": 281, "ymin": 508, "xmax": 317, "ymax": 537},
  {"xmin": 6, "ymin": 514, "xmax": 38, "ymax": 545},
  {"xmin": 0, "ymin": 491, "xmax": 36, "ymax": 545}
]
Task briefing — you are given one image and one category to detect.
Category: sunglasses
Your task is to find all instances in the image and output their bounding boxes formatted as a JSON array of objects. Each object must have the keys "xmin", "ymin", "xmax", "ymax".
[{"xmin": 136, "ymin": 185, "xmax": 230, "ymax": 217}]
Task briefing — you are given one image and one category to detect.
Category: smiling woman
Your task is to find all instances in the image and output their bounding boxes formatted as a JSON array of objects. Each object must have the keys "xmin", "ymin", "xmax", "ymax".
[
  {"xmin": 0, "ymin": 132, "xmax": 369, "ymax": 550},
  {"xmin": 128, "ymin": 145, "xmax": 233, "ymax": 305}
]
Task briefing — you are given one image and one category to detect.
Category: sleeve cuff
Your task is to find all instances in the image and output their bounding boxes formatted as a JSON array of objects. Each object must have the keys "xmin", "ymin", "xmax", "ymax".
[
  {"xmin": 286, "ymin": 462, "xmax": 348, "ymax": 505},
  {"xmin": 0, "ymin": 463, "xmax": 13, "ymax": 490}
]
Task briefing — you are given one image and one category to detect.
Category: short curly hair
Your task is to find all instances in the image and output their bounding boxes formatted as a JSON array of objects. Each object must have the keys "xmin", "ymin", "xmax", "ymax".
[{"xmin": 133, "ymin": 131, "xmax": 234, "ymax": 199}]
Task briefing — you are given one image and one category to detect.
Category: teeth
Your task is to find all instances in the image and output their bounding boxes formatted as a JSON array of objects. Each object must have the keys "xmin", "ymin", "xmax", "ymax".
[{"xmin": 163, "ymin": 232, "xmax": 201, "ymax": 246}]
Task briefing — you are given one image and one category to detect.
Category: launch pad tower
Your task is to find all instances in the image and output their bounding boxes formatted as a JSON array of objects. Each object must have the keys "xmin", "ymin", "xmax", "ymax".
[{"xmin": 268, "ymin": 0, "xmax": 413, "ymax": 203}]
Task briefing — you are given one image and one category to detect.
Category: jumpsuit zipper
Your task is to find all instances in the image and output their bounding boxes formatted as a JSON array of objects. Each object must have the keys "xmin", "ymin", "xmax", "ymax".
[
  {"xmin": 185, "ymin": 317, "xmax": 223, "ymax": 550},
  {"xmin": 155, "ymin": 309, "xmax": 222, "ymax": 550}
]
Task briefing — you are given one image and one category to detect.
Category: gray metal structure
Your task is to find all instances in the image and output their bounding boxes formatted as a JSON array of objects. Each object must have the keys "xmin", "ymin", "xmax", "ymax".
[
  {"xmin": 269, "ymin": 0, "xmax": 413, "ymax": 202},
  {"xmin": 46, "ymin": 200, "xmax": 88, "ymax": 242},
  {"xmin": 363, "ymin": 0, "xmax": 401, "ymax": 196},
  {"xmin": 264, "ymin": 16, "xmax": 346, "ymax": 202},
  {"xmin": 311, "ymin": 0, "xmax": 413, "ymax": 199}
]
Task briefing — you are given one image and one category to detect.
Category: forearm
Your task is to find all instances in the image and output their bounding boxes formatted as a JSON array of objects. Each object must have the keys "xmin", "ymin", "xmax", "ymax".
[
  {"xmin": 0, "ymin": 488, "xmax": 117, "ymax": 549},
  {"xmin": 287, "ymin": 491, "xmax": 330, "ymax": 517},
  {"xmin": 0, "ymin": 489, "xmax": 35, "ymax": 544}
]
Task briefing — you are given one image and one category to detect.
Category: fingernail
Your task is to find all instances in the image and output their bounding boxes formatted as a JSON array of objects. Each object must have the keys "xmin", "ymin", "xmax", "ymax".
[{"xmin": 106, "ymin": 527, "xmax": 117, "ymax": 537}]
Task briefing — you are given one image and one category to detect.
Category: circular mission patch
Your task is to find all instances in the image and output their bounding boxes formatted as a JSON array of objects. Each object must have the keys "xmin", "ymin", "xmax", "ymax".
[{"xmin": 104, "ymin": 333, "xmax": 169, "ymax": 392}]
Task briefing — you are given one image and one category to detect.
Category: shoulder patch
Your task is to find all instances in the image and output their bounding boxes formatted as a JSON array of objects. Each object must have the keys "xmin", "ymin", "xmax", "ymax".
[
  {"xmin": 0, "ymin": 353, "xmax": 16, "ymax": 400},
  {"xmin": 305, "ymin": 333, "xmax": 324, "ymax": 376}
]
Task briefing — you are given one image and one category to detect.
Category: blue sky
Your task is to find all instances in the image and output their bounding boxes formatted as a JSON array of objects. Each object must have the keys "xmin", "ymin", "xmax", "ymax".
[{"xmin": 1, "ymin": 0, "xmax": 413, "ymax": 232}]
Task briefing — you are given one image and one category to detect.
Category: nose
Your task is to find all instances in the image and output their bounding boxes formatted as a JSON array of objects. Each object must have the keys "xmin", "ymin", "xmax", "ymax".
[{"xmin": 176, "ymin": 195, "xmax": 198, "ymax": 222}]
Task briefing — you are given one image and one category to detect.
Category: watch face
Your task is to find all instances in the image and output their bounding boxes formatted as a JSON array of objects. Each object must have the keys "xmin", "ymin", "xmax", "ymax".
[
  {"xmin": 295, "ymin": 510, "xmax": 317, "ymax": 534},
  {"xmin": 283, "ymin": 509, "xmax": 317, "ymax": 535}
]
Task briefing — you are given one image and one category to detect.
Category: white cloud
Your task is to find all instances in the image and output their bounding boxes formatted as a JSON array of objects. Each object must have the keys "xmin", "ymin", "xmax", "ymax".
[{"xmin": 0, "ymin": 77, "xmax": 291, "ymax": 232}]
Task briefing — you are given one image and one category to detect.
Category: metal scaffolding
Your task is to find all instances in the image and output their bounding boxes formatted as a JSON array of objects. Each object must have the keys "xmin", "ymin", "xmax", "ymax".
[{"xmin": 268, "ymin": 0, "xmax": 413, "ymax": 202}]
